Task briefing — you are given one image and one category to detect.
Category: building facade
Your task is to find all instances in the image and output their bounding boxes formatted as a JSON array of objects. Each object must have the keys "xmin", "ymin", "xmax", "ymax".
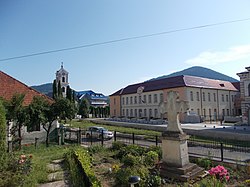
[
  {"xmin": 77, "ymin": 90, "xmax": 109, "ymax": 108},
  {"xmin": 56, "ymin": 63, "xmax": 69, "ymax": 98},
  {"xmin": 237, "ymin": 67, "xmax": 250, "ymax": 124},
  {"xmin": 110, "ymin": 75, "xmax": 239, "ymax": 121}
]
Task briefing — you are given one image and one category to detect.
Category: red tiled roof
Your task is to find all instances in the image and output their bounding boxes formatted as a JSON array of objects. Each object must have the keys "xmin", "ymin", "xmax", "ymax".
[
  {"xmin": 0, "ymin": 71, "xmax": 54, "ymax": 106},
  {"xmin": 110, "ymin": 75, "xmax": 239, "ymax": 96}
]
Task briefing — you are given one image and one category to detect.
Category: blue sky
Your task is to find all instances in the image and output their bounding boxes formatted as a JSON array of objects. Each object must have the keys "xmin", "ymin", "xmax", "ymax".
[{"xmin": 1, "ymin": 1, "xmax": 250, "ymax": 95}]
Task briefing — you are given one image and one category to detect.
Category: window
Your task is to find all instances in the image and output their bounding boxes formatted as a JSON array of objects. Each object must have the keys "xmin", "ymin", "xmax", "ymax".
[
  {"xmin": 208, "ymin": 93, "xmax": 211, "ymax": 102},
  {"xmin": 62, "ymin": 77, "xmax": 65, "ymax": 83},
  {"xmin": 227, "ymin": 109, "xmax": 229, "ymax": 116},
  {"xmin": 203, "ymin": 109, "xmax": 206, "ymax": 116},
  {"xmin": 226, "ymin": 95, "xmax": 229, "ymax": 102},
  {"xmin": 202, "ymin": 92, "xmax": 205, "ymax": 101},
  {"xmin": 196, "ymin": 92, "xmax": 200, "ymax": 101},
  {"xmin": 126, "ymin": 109, "xmax": 129, "ymax": 116},
  {"xmin": 139, "ymin": 109, "xmax": 142, "ymax": 118},
  {"xmin": 134, "ymin": 96, "xmax": 137, "ymax": 104},
  {"xmin": 248, "ymin": 83, "xmax": 250, "ymax": 96},
  {"xmin": 114, "ymin": 98, "xmax": 116, "ymax": 105},
  {"xmin": 154, "ymin": 109, "xmax": 158, "ymax": 118},
  {"xmin": 126, "ymin": 97, "xmax": 128, "ymax": 105},
  {"xmin": 222, "ymin": 109, "xmax": 225, "ymax": 116},
  {"xmin": 231, "ymin": 95, "xmax": 234, "ymax": 102},
  {"xmin": 130, "ymin": 109, "xmax": 133, "ymax": 117},
  {"xmin": 122, "ymin": 109, "xmax": 125, "ymax": 116},
  {"xmin": 148, "ymin": 95, "xmax": 152, "ymax": 103},
  {"xmin": 190, "ymin": 91, "xmax": 193, "ymax": 101},
  {"xmin": 154, "ymin": 94, "xmax": 158, "ymax": 103},
  {"xmin": 135, "ymin": 109, "xmax": 137, "ymax": 117},
  {"xmin": 130, "ymin": 97, "xmax": 133, "ymax": 104},
  {"xmin": 213, "ymin": 93, "xmax": 216, "ymax": 102},
  {"xmin": 139, "ymin": 96, "xmax": 142, "ymax": 104},
  {"xmin": 62, "ymin": 87, "xmax": 65, "ymax": 93},
  {"xmin": 160, "ymin": 93, "xmax": 164, "ymax": 102},
  {"xmin": 222, "ymin": 94, "xmax": 224, "ymax": 102},
  {"xmin": 144, "ymin": 109, "xmax": 147, "ymax": 117},
  {"xmin": 197, "ymin": 109, "xmax": 200, "ymax": 115},
  {"xmin": 149, "ymin": 109, "xmax": 152, "ymax": 117},
  {"xmin": 143, "ymin": 95, "xmax": 147, "ymax": 103},
  {"xmin": 122, "ymin": 98, "xmax": 125, "ymax": 105}
]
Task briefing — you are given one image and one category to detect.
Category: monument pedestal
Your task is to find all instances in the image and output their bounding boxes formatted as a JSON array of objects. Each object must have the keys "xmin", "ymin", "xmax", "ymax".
[{"xmin": 160, "ymin": 131, "xmax": 204, "ymax": 182}]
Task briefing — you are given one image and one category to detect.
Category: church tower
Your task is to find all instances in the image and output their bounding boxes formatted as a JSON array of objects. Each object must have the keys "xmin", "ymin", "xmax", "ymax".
[{"xmin": 56, "ymin": 62, "xmax": 69, "ymax": 98}]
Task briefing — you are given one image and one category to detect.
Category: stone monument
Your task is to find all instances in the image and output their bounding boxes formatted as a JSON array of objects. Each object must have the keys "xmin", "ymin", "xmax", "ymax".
[{"xmin": 159, "ymin": 91, "xmax": 203, "ymax": 181}]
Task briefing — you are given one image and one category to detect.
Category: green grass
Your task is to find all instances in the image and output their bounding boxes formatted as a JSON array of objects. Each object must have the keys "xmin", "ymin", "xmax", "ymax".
[
  {"xmin": 67, "ymin": 120, "xmax": 161, "ymax": 137},
  {"xmin": 16, "ymin": 143, "xmax": 79, "ymax": 187}
]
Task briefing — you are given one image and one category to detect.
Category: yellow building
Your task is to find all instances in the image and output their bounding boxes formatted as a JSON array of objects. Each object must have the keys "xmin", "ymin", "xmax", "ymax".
[{"xmin": 110, "ymin": 75, "xmax": 239, "ymax": 121}]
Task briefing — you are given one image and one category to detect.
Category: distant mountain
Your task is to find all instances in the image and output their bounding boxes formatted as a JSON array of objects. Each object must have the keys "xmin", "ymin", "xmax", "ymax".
[
  {"xmin": 149, "ymin": 66, "xmax": 239, "ymax": 82},
  {"xmin": 31, "ymin": 83, "xmax": 53, "ymax": 97}
]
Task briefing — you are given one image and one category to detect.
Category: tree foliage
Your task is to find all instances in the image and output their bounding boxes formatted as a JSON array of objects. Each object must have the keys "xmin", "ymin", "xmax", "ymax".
[
  {"xmin": 0, "ymin": 99, "xmax": 6, "ymax": 154},
  {"xmin": 52, "ymin": 79, "xmax": 57, "ymax": 99},
  {"xmin": 78, "ymin": 99, "xmax": 90, "ymax": 118},
  {"xmin": 57, "ymin": 80, "xmax": 62, "ymax": 98}
]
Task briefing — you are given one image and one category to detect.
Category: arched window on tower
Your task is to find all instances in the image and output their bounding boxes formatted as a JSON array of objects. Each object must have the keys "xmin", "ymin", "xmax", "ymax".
[
  {"xmin": 248, "ymin": 83, "xmax": 250, "ymax": 96},
  {"xmin": 62, "ymin": 87, "xmax": 66, "ymax": 93},
  {"xmin": 62, "ymin": 77, "xmax": 65, "ymax": 83}
]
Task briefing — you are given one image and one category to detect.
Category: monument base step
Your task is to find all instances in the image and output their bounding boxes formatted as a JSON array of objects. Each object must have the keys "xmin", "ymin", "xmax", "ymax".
[{"xmin": 159, "ymin": 162, "xmax": 204, "ymax": 182}]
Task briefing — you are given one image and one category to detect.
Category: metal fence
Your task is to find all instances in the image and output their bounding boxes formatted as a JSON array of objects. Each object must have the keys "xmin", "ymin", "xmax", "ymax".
[{"xmin": 61, "ymin": 127, "xmax": 250, "ymax": 163}]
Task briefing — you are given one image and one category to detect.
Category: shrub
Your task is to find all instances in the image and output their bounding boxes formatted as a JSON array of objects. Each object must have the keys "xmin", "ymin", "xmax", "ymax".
[
  {"xmin": 122, "ymin": 154, "xmax": 141, "ymax": 167},
  {"xmin": 111, "ymin": 141, "xmax": 126, "ymax": 150},
  {"xmin": 114, "ymin": 166, "xmax": 149, "ymax": 186},
  {"xmin": 116, "ymin": 144, "xmax": 146, "ymax": 160},
  {"xmin": 144, "ymin": 151, "xmax": 158, "ymax": 167},
  {"xmin": 196, "ymin": 157, "xmax": 212, "ymax": 169},
  {"xmin": 147, "ymin": 146, "xmax": 162, "ymax": 159},
  {"xmin": 88, "ymin": 145, "xmax": 106, "ymax": 154},
  {"xmin": 0, "ymin": 100, "xmax": 6, "ymax": 155},
  {"xmin": 146, "ymin": 174, "xmax": 162, "ymax": 187}
]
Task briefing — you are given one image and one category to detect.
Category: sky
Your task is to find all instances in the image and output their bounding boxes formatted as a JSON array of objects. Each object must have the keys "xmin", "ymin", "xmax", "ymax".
[{"xmin": 1, "ymin": 1, "xmax": 250, "ymax": 96}]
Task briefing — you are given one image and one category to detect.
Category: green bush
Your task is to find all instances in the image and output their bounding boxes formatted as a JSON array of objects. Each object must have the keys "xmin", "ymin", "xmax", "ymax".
[
  {"xmin": 122, "ymin": 154, "xmax": 141, "ymax": 167},
  {"xmin": 146, "ymin": 174, "xmax": 162, "ymax": 187},
  {"xmin": 114, "ymin": 166, "xmax": 149, "ymax": 186},
  {"xmin": 144, "ymin": 151, "xmax": 158, "ymax": 167},
  {"xmin": 116, "ymin": 144, "xmax": 146, "ymax": 160},
  {"xmin": 88, "ymin": 145, "xmax": 106, "ymax": 154},
  {"xmin": 65, "ymin": 148, "xmax": 101, "ymax": 187},
  {"xmin": 196, "ymin": 157, "xmax": 212, "ymax": 169},
  {"xmin": 111, "ymin": 141, "xmax": 126, "ymax": 150},
  {"xmin": 0, "ymin": 99, "xmax": 6, "ymax": 155},
  {"xmin": 147, "ymin": 146, "xmax": 162, "ymax": 159}
]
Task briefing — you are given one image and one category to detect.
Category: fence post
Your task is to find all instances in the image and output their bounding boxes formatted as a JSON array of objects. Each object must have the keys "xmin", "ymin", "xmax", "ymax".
[
  {"xmin": 101, "ymin": 130, "xmax": 104, "ymax": 146},
  {"xmin": 220, "ymin": 143, "xmax": 224, "ymax": 161},
  {"xmin": 132, "ymin": 133, "xmax": 135, "ymax": 144},
  {"xmin": 156, "ymin": 135, "xmax": 158, "ymax": 146},
  {"xmin": 114, "ymin": 131, "xmax": 116, "ymax": 142},
  {"xmin": 35, "ymin": 137, "xmax": 38, "ymax": 149},
  {"xmin": 91, "ymin": 130, "xmax": 93, "ymax": 145},
  {"xmin": 78, "ymin": 128, "xmax": 81, "ymax": 144}
]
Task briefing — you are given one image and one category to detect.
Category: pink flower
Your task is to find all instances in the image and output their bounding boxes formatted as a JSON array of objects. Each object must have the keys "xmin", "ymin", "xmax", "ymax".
[{"xmin": 20, "ymin": 154, "xmax": 26, "ymax": 159}]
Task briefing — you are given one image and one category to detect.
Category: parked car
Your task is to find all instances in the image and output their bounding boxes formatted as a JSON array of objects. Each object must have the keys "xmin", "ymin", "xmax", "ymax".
[{"xmin": 85, "ymin": 126, "xmax": 113, "ymax": 140}]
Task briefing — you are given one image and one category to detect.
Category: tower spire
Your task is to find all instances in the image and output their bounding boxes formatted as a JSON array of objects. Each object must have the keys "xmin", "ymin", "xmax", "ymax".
[{"xmin": 61, "ymin": 62, "xmax": 63, "ymax": 68}]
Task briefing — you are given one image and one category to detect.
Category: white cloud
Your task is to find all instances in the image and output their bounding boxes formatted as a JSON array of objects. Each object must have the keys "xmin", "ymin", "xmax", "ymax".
[{"xmin": 185, "ymin": 44, "xmax": 250, "ymax": 66}]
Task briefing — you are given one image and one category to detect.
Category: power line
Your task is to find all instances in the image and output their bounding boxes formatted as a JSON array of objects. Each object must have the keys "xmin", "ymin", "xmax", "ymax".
[{"xmin": 1, "ymin": 17, "xmax": 250, "ymax": 62}]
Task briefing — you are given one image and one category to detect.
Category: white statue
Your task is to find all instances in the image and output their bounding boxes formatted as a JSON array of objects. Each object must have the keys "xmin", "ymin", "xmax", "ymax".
[{"xmin": 159, "ymin": 91, "xmax": 189, "ymax": 134}]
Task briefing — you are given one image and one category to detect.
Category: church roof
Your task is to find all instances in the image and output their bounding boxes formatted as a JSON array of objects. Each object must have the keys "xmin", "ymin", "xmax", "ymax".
[
  {"xmin": 56, "ymin": 64, "xmax": 69, "ymax": 74},
  {"xmin": 0, "ymin": 71, "xmax": 54, "ymax": 106},
  {"xmin": 110, "ymin": 75, "xmax": 239, "ymax": 96}
]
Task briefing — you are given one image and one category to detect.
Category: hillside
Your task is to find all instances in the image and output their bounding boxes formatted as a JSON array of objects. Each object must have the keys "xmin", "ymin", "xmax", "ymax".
[
  {"xmin": 31, "ymin": 83, "xmax": 53, "ymax": 97},
  {"xmin": 149, "ymin": 66, "xmax": 239, "ymax": 82}
]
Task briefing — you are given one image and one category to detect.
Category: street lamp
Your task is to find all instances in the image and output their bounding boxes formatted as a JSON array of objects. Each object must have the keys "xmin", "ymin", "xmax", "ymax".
[{"xmin": 128, "ymin": 176, "xmax": 140, "ymax": 187}]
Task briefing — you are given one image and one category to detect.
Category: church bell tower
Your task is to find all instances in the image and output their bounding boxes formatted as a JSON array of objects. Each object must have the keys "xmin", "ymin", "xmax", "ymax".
[{"xmin": 56, "ymin": 62, "xmax": 69, "ymax": 98}]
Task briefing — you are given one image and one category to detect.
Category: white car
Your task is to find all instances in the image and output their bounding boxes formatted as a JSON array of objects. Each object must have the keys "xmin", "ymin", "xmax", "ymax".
[{"xmin": 85, "ymin": 126, "xmax": 113, "ymax": 140}]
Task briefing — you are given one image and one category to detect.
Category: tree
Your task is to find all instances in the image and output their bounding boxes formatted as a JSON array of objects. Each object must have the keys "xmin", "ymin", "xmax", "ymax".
[
  {"xmin": 52, "ymin": 79, "xmax": 57, "ymax": 99},
  {"xmin": 66, "ymin": 85, "xmax": 72, "ymax": 101},
  {"xmin": 27, "ymin": 96, "xmax": 50, "ymax": 131},
  {"xmin": 78, "ymin": 99, "xmax": 90, "ymax": 118},
  {"xmin": 0, "ymin": 99, "xmax": 6, "ymax": 154},
  {"xmin": 5, "ymin": 94, "xmax": 27, "ymax": 150},
  {"xmin": 57, "ymin": 81, "xmax": 62, "ymax": 98}
]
